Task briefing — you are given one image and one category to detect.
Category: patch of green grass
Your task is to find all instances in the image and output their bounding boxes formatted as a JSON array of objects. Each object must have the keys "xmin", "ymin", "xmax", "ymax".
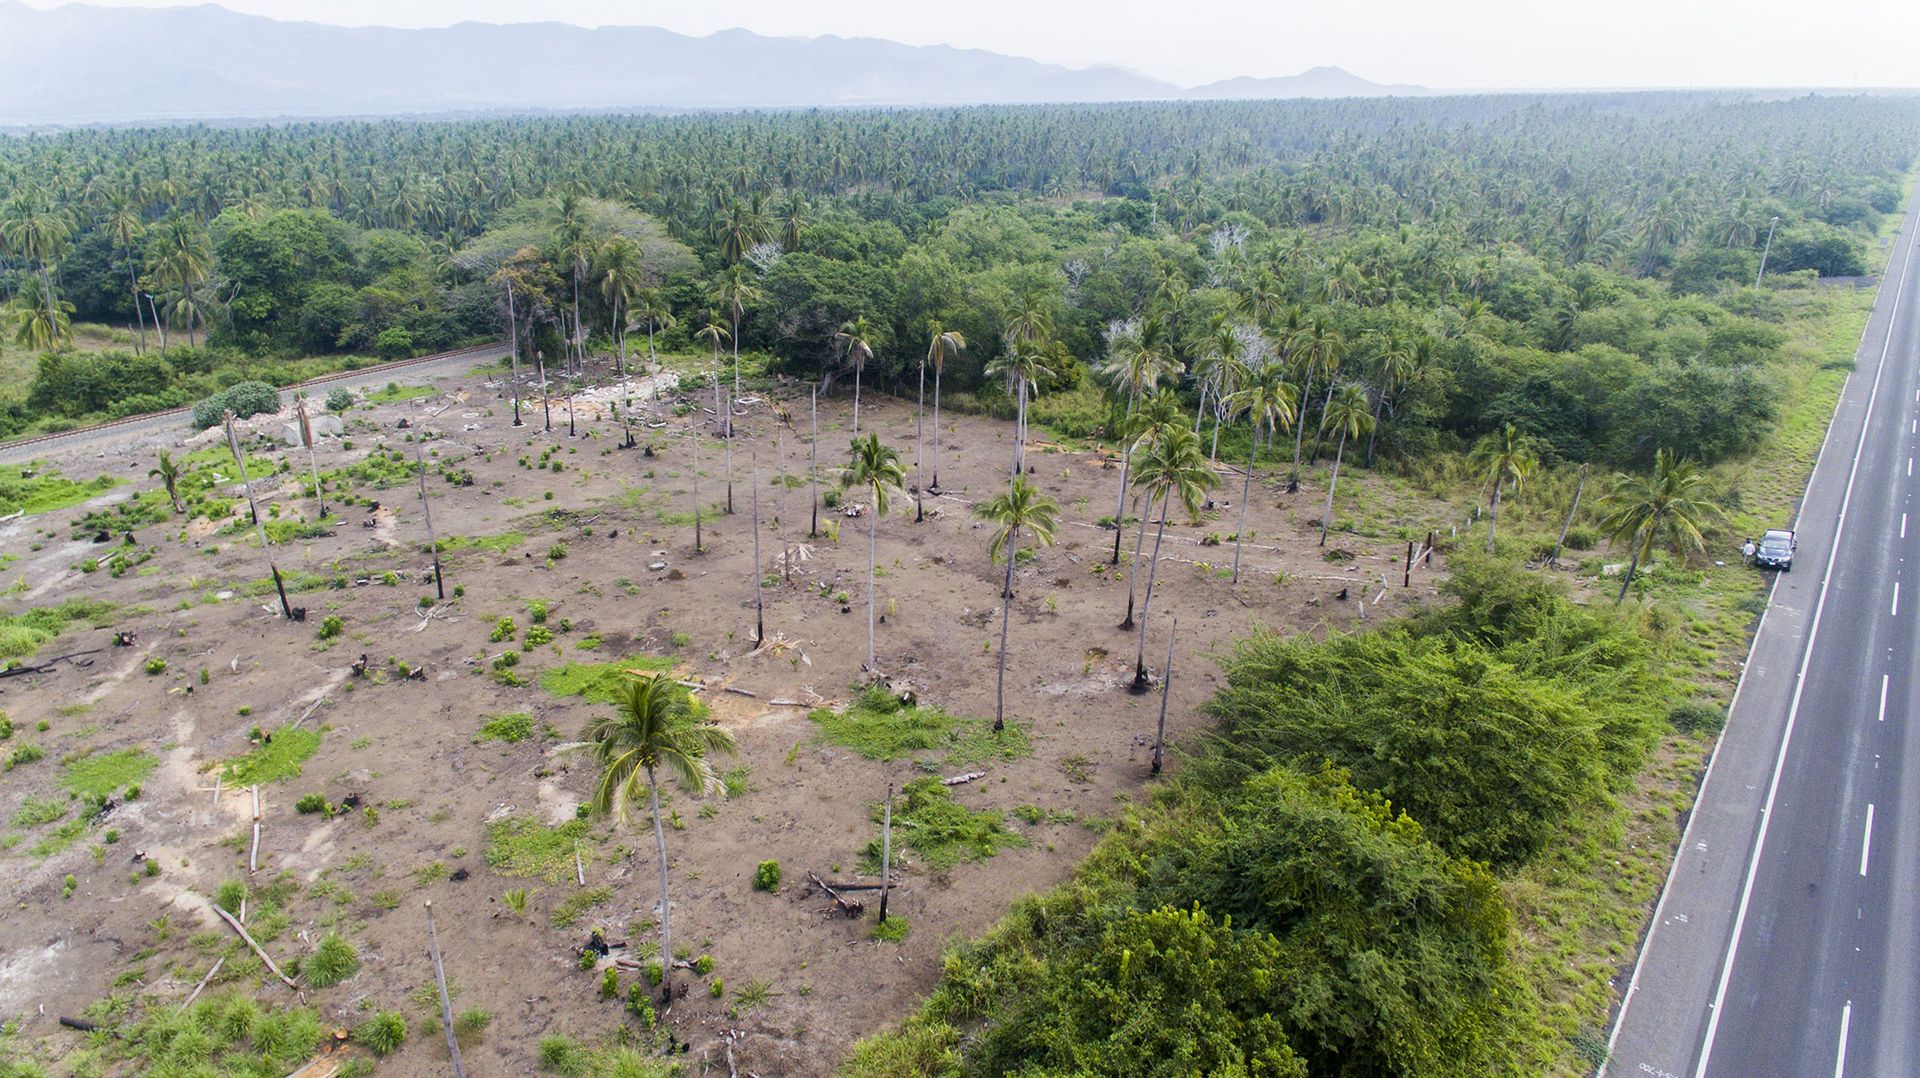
[
  {"xmin": 473, "ymin": 712, "xmax": 535, "ymax": 744},
  {"xmin": 484, "ymin": 814, "xmax": 598, "ymax": 883},
  {"xmin": 30, "ymin": 815, "xmax": 90, "ymax": 859},
  {"xmin": 550, "ymin": 885, "xmax": 613, "ymax": 928},
  {"xmin": 223, "ymin": 727, "xmax": 323, "ymax": 785},
  {"xmin": 12, "ymin": 795, "xmax": 69, "ymax": 828},
  {"xmin": 862, "ymin": 777, "xmax": 1027, "ymax": 873},
  {"xmin": 436, "ymin": 531, "xmax": 528, "ymax": 554},
  {"xmin": 809, "ymin": 687, "xmax": 1032, "ymax": 767},
  {"xmin": 870, "ymin": 915, "xmax": 911, "ymax": 943},
  {"xmin": 60, "ymin": 748, "xmax": 157, "ymax": 800},
  {"xmin": 0, "ymin": 599, "xmax": 118, "ymax": 661},
  {"xmin": 364, "ymin": 382, "xmax": 435, "ymax": 404},
  {"xmin": 0, "ymin": 470, "xmax": 120, "ymax": 517},
  {"xmin": 539, "ymin": 657, "xmax": 677, "ymax": 704}
]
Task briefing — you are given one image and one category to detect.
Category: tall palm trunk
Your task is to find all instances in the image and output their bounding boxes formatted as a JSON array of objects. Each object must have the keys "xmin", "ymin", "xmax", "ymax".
[
  {"xmin": 1318, "ymin": 430, "xmax": 1349, "ymax": 547},
  {"xmin": 1485, "ymin": 469, "xmax": 1505, "ymax": 552},
  {"xmin": 1132, "ymin": 489, "xmax": 1172, "ymax": 691},
  {"xmin": 1232, "ymin": 423, "xmax": 1258, "ymax": 583},
  {"xmin": 1308, "ymin": 382, "xmax": 1335, "ymax": 462},
  {"xmin": 866, "ymin": 492, "xmax": 879, "ymax": 670},
  {"xmin": 1289, "ymin": 367, "xmax": 1313, "ymax": 490},
  {"xmin": 711, "ymin": 343, "xmax": 724, "ymax": 437},
  {"xmin": 1615, "ymin": 525, "xmax": 1652, "ymax": 604},
  {"xmin": 646, "ymin": 769, "xmax": 675, "ymax": 1003},
  {"xmin": 731, "ymin": 313, "xmax": 742, "ymax": 401},
  {"xmin": 724, "ymin": 386, "xmax": 734, "ymax": 515},
  {"xmin": 994, "ymin": 523, "xmax": 1019, "ymax": 732},
  {"xmin": 1109, "ymin": 387, "xmax": 1139, "ymax": 564},
  {"xmin": 931, "ymin": 366, "xmax": 944, "ymax": 490},
  {"xmin": 1364, "ymin": 389, "xmax": 1387, "ymax": 467},
  {"xmin": 809, "ymin": 389, "xmax": 820, "ymax": 539},
  {"xmin": 853, "ymin": 361, "xmax": 863, "ymax": 436},
  {"xmin": 1121, "ymin": 489, "xmax": 1152, "ymax": 628},
  {"xmin": 129, "ymin": 263, "xmax": 147, "ymax": 354},
  {"xmin": 914, "ymin": 358, "xmax": 926, "ymax": 522}
]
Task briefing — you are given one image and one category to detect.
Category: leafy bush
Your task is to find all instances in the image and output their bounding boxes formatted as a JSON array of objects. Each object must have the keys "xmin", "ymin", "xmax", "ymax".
[
  {"xmin": 316, "ymin": 615, "xmax": 343, "ymax": 640},
  {"xmin": 294, "ymin": 793, "xmax": 328, "ymax": 814},
  {"xmin": 325, "ymin": 387, "xmax": 355, "ymax": 412},
  {"xmin": 191, "ymin": 381, "xmax": 281, "ymax": 430},
  {"xmin": 474, "ymin": 712, "xmax": 535, "ymax": 744},
  {"xmin": 753, "ymin": 860, "xmax": 781, "ymax": 892}
]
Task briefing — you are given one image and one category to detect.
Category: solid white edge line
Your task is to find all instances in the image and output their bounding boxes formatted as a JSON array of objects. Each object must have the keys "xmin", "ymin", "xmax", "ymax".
[
  {"xmin": 1835, "ymin": 1000, "xmax": 1852, "ymax": 1078},
  {"xmin": 1693, "ymin": 209, "xmax": 1919, "ymax": 1078},
  {"xmin": 1860, "ymin": 804, "xmax": 1875, "ymax": 877}
]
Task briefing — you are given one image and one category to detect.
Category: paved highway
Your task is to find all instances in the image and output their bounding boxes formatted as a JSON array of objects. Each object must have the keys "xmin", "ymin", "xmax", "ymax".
[{"xmin": 1606, "ymin": 184, "xmax": 1920, "ymax": 1077}]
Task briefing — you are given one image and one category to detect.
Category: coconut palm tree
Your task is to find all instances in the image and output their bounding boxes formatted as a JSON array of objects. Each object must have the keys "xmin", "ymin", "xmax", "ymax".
[
  {"xmin": 572, "ymin": 674, "xmax": 737, "ymax": 1004},
  {"xmin": 713, "ymin": 197, "xmax": 769, "ymax": 263},
  {"xmin": 1097, "ymin": 317, "xmax": 1178, "ymax": 565},
  {"xmin": 150, "ymin": 449, "xmax": 185, "ymax": 513},
  {"xmin": 1317, "ymin": 383, "xmax": 1375, "ymax": 547},
  {"xmin": 1470, "ymin": 423, "xmax": 1538, "ymax": 551},
  {"xmin": 1287, "ymin": 316, "xmax": 1342, "ymax": 488},
  {"xmin": 98, "ymin": 186, "xmax": 147, "ymax": 352},
  {"xmin": 1128, "ymin": 424, "xmax": 1215, "ymax": 691},
  {"xmin": 595, "ymin": 236, "xmax": 646, "ymax": 376},
  {"xmin": 1225, "ymin": 368, "xmax": 1296, "ymax": 582},
  {"xmin": 1118, "ymin": 390, "xmax": 1185, "ymax": 631},
  {"xmin": 1, "ymin": 189, "xmax": 71, "ymax": 335},
  {"xmin": 925, "ymin": 323, "xmax": 966, "ymax": 492},
  {"xmin": 985, "ymin": 340, "xmax": 1055, "ymax": 478},
  {"xmin": 973, "ymin": 477, "xmax": 1061, "ymax": 731},
  {"xmin": 150, "ymin": 212, "xmax": 212, "ymax": 348},
  {"xmin": 1598, "ymin": 449, "xmax": 1723, "ymax": 604},
  {"xmin": 835, "ymin": 316, "xmax": 876, "ymax": 435},
  {"xmin": 842, "ymin": 433, "xmax": 906, "ymax": 671},
  {"xmin": 710, "ymin": 264, "xmax": 761, "ymax": 400},
  {"xmin": 630, "ymin": 288, "xmax": 675, "ymax": 373},
  {"xmin": 9, "ymin": 277, "xmax": 73, "ymax": 350}
]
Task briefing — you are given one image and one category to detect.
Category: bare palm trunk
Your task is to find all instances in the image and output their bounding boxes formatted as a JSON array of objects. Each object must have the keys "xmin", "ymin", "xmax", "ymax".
[
  {"xmin": 751, "ymin": 467, "xmax": 764, "ymax": 643},
  {"xmin": 1318, "ymin": 430, "xmax": 1348, "ymax": 547},
  {"xmin": 1615, "ymin": 544, "xmax": 1643, "ymax": 605},
  {"xmin": 1308, "ymin": 383, "xmax": 1335, "ymax": 462},
  {"xmin": 1364, "ymin": 388, "xmax": 1389, "ymax": 468},
  {"xmin": 931, "ymin": 366, "xmax": 944, "ymax": 489},
  {"xmin": 1232, "ymin": 423, "xmax": 1257, "ymax": 582},
  {"xmin": 692, "ymin": 433, "xmax": 703, "ymax": 554},
  {"xmin": 647, "ymin": 770, "xmax": 674, "ymax": 1004},
  {"xmin": 1485, "ymin": 473, "xmax": 1504, "ymax": 552},
  {"xmin": 1121, "ymin": 490, "xmax": 1151, "ymax": 629},
  {"xmin": 732, "ymin": 313, "xmax": 742, "ymax": 401},
  {"xmin": 994, "ymin": 523, "xmax": 1019, "ymax": 732},
  {"xmin": 1109, "ymin": 386, "xmax": 1140, "ymax": 565},
  {"xmin": 915, "ymin": 358, "xmax": 926, "ymax": 522},
  {"xmin": 506, "ymin": 281, "xmax": 523, "ymax": 426},
  {"xmin": 1132, "ymin": 490, "xmax": 1172, "ymax": 692},
  {"xmin": 809, "ymin": 388, "xmax": 820, "ymax": 539},
  {"xmin": 1289, "ymin": 368, "xmax": 1313, "ymax": 491},
  {"xmin": 866, "ymin": 493, "xmax": 878, "ymax": 671},
  {"xmin": 130, "ymin": 263, "xmax": 147, "ymax": 353},
  {"xmin": 1550, "ymin": 464, "xmax": 1589, "ymax": 568},
  {"xmin": 853, "ymin": 361, "xmax": 863, "ymax": 436},
  {"xmin": 724, "ymin": 385, "xmax": 734, "ymax": 515}
]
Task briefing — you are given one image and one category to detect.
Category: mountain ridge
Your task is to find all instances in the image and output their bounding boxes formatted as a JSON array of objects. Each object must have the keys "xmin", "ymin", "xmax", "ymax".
[{"xmin": 0, "ymin": 1, "xmax": 1422, "ymax": 123}]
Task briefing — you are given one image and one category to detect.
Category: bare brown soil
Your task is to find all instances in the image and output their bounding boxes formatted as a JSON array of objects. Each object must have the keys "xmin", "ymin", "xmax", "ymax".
[{"xmin": 0, "ymin": 361, "xmax": 1450, "ymax": 1075}]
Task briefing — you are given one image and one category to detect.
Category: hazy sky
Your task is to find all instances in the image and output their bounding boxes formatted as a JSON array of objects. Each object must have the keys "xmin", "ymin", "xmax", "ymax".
[{"xmin": 23, "ymin": 0, "xmax": 1920, "ymax": 88}]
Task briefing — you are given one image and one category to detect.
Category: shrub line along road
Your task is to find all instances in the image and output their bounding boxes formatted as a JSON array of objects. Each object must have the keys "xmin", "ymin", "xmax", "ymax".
[
  {"xmin": 0, "ymin": 343, "xmax": 506, "ymax": 467},
  {"xmin": 1605, "ymin": 179, "xmax": 1920, "ymax": 1077}
]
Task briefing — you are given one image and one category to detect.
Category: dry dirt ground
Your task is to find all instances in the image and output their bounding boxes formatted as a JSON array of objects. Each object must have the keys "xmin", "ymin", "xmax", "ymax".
[{"xmin": 0, "ymin": 359, "xmax": 1451, "ymax": 1076}]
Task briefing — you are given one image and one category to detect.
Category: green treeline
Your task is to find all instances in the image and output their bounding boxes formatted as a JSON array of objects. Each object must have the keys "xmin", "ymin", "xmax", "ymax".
[
  {"xmin": 2, "ymin": 92, "xmax": 1916, "ymax": 455},
  {"xmin": 845, "ymin": 561, "xmax": 1668, "ymax": 1076}
]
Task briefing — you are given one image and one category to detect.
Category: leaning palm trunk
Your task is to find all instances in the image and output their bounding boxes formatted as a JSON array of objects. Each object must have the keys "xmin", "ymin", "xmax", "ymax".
[
  {"xmin": 1318, "ymin": 430, "xmax": 1349, "ymax": 547},
  {"xmin": 647, "ymin": 771, "xmax": 675, "ymax": 1003},
  {"xmin": 1132, "ymin": 490, "xmax": 1173, "ymax": 691},
  {"xmin": 1615, "ymin": 527, "xmax": 1651, "ymax": 604},
  {"xmin": 1121, "ymin": 491, "xmax": 1151, "ymax": 629},
  {"xmin": 994, "ymin": 523, "xmax": 1019, "ymax": 731}
]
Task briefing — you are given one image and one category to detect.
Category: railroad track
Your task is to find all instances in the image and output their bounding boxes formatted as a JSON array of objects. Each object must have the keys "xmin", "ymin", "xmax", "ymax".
[{"xmin": 0, "ymin": 342, "xmax": 506, "ymax": 456}]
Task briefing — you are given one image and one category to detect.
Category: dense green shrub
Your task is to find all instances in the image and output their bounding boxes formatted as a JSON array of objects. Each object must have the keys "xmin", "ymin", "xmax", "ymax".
[{"xmin": 191, "ymin": 381, "xmax": 281, "ymax": 429}]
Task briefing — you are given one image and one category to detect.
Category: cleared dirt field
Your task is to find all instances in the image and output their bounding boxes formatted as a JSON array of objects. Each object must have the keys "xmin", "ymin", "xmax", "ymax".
[{"xmin": 0, "ymin": 359, "xmax": 1450, "ymax": 1075}]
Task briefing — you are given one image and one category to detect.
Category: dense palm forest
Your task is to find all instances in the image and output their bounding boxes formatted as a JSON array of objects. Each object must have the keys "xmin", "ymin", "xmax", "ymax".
[{"xmin": 3, "ymin": 92, "xmax": 1917, "ymax": 459}]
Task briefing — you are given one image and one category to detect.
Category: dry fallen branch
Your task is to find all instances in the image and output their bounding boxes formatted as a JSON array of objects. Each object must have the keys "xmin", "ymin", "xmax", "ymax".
[
  {"xmin": 212, "ymin": 903, "xmax": 297, "ymax": 989},
  {"xmin": 807, "ymin": 872, "xmax": 865, "ymax": 918},
  {"xmin": 940, "ymin": 771, "xmax": 985, "ymax": 786}
]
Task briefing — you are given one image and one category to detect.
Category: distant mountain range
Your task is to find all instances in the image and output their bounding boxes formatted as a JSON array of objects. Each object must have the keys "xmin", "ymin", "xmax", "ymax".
[{"xmin": 0, "ymin": 2, "xmax": 1425, "ymax": 124}]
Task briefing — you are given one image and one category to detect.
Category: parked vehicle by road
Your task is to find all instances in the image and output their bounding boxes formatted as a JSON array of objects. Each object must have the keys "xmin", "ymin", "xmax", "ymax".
[{"xmin": 1755, "ymin": 529, "xmax": 1796, "ymax": 571}]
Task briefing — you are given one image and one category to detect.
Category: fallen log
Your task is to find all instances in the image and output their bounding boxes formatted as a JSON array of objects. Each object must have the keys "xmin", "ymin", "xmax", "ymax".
[
  {"xmin": 940, "ymin": 771, "xmax": 985, "ymax": 786},
  {"xmin": 181, "ymin": 955, "xmax": 226, "ymax": 1009},
  {"xmin": 0, "ymin": 647, "xmax": 104, "ymax": 678},
  {"xmin": 722, "ymin": 686, "xmax": 757, "ymax": 698},
  {"xmin": 807, "ymin": 871, "xmax": 864, "ymax": 918},
  {"xmin": 212, "ymin": 903, "xmax": 298, "ymax": 989}
]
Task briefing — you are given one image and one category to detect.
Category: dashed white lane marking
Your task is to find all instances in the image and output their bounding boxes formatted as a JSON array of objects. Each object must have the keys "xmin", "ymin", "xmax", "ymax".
[
  {"xmin": 1860, "ymin": 805, "xmax": 1875, "ymax": 877},
  {"xmin": 1835, "ymin": 1000, "xmax": 1852, "ymax": 1076},
  {"xmin": 1879, "ymin": 674, "xmax": 1889, "ymax": 722}
]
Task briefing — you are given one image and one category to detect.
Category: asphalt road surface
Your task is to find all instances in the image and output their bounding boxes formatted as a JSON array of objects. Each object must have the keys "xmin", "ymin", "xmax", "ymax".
[{"xmin": 1605, "ymin": 185, "xmax": 1920, "ymax": 1078}]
